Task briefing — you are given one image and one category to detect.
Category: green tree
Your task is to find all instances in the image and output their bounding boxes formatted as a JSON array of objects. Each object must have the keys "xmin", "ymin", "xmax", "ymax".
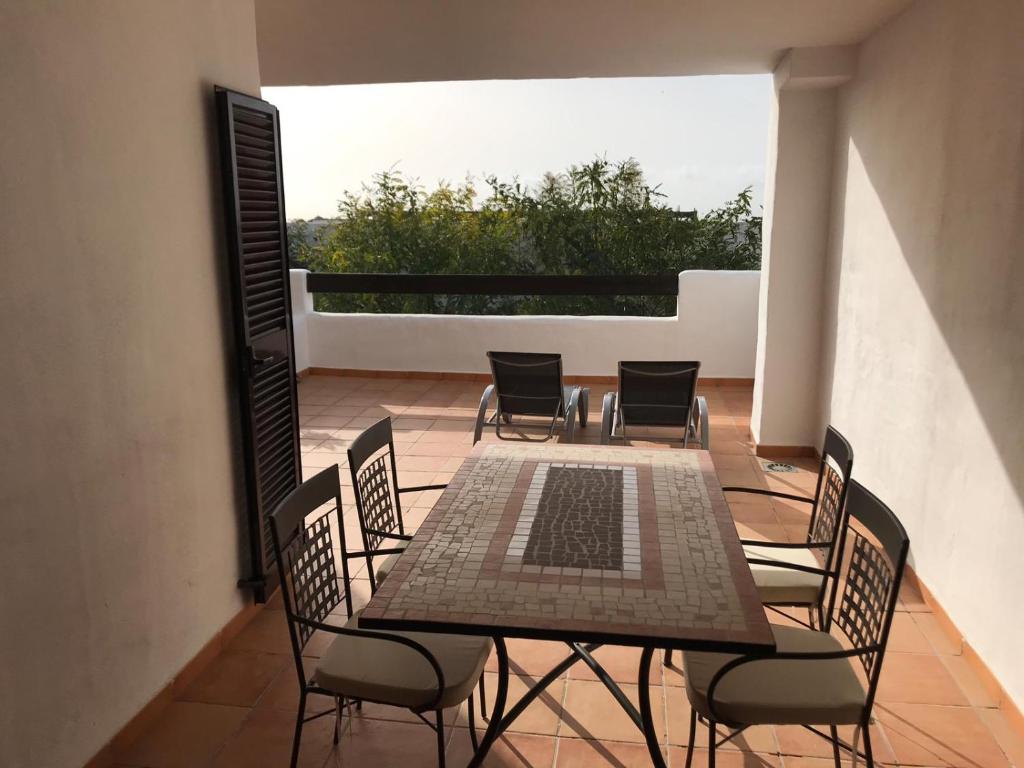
[{"xmin": 293, "ymin": 158, "xmax": 761, "ymax": 316}]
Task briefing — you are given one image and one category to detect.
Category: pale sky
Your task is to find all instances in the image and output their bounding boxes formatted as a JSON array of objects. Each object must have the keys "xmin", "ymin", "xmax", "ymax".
[{"xmin": 263, "ymin": 75, "xmax": 771, "ymax": 221}]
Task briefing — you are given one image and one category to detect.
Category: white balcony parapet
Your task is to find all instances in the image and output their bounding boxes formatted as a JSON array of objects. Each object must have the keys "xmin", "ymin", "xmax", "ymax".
[{"xmin": 289, "ymin": 269, "xmax": 760, "ymax": 379}]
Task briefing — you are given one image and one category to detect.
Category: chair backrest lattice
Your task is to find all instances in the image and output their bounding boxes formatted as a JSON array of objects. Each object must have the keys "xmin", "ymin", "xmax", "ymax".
[
  {"xmin": 830, "ymin": 480, "xmax": 909, "ymax": 700},
  {"xmin": 807, "ymin": 427, "xmax": 854, "ymax": 555},
  {"xmin": 283, "ymin": 509, "xmax": 343, "ymax": 647},
  {"xmin": 269, "ymin": 466, "xmax": 353, "ymax": 660},
  {"xmin": 348, "ymin": 417, "xmax": 405, "ymax": 554},
  {"xmin": 356, "ymin": 454, "xmax": 399, "ymax": 550}
]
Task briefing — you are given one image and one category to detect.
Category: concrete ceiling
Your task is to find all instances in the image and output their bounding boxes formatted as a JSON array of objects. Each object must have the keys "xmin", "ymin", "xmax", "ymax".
[{"xmin": 255, "ymin": 0, "xmax": 913, "ymax": 86}]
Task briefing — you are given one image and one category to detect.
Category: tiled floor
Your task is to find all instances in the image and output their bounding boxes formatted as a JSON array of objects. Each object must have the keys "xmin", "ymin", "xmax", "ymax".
[{"xmin": 114, "ymin": 375, "xmax": 1024, "ymax": 768}]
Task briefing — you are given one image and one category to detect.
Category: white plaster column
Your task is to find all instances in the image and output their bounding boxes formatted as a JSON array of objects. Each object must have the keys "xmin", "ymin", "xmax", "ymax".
[
  {"xmin": 751, "ymin": 47, "xmax": 856, "ymax": 453},
  {"xmin": 289, "ymin": 268, "xmax": 312, "ymax": 374}
]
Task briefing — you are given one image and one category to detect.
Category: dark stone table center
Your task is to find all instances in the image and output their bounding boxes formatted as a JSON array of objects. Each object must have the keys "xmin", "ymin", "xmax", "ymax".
[{"xmin": 518, "ymin": 463, "xmax": 630, "ymax": 572}]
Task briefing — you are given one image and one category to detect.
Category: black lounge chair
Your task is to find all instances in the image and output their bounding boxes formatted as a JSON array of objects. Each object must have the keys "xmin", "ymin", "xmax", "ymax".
[
  {"xmin": 473, "ymin": 351, "xmax": 588, "ymax": 444},
  {"xmin": 600, "ymin": 361, "xmax": 709, "ymax": 448}
]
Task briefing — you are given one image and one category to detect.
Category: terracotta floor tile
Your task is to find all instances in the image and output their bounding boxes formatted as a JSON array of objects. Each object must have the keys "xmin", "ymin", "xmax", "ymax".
[
  {"xmin": 976, "ymin": 707, "xmax": 1024, "ymax": 767},
  {"xmin": 255, "ymin": 657, "xmax": 335, "ymax": 714},
  {"xmin": 876, "ymin": 653, "xmax": 969, "ymax": 706},
  {"xmin": 457, "ymin": 672, "xmax": 566, "ymax": 736},
  {"xmin": 728, "ymin": 501, "xmax": 779, "ymax": 525},
  {"xmin": 875, "ymin": 702, "xmax": 1009, "ymax": 767},
  {"xmin": 898, "ymin": 579, "xmax": 931, "ymax": 613},
  {"xmin": 556, "ymin": 736, "xmax": 666, "ymax": 766},
  {"xmin": 340, "ymin": 716, "xmax": 449, "ymax": 767},
  {"xmin": 115, "ymin": 701, "xmax": 249, "ymax": 768},
  {"xmin": 886, "ymin": 613, "xmax": 937, "ymax": 654},
  {"xmin": 227, "ymin": 610, "xmax": 292, "ymax": 655},
  {"xmin": 559, "ymin": 679, "xmax": 665, "ymax": 744},
  {"xmin": 733, "ymin": 522, "xmax": 789, "ymax": 543},
  {"xmin": 712, "ymin": 439, "xmax": 757, "ymax": 456},
  {"xmin": 775, "ymin": 723, "xmax": 895, "ymax": 763},
  {"xmin": 566, "ymin": 644, "xmax": 663, "ymax": 685},
  {"xmin": 488, "ymin": 639, "xmax": 575, "ymax": 678},
  {"xmin": 447, "ymin": 729, "xmax": 557, "ymax": 767},
  {"xmin": 210, "ymin": 706, "xmax": 337, "ymax": 768},
  {"xmin": 397, "ymin": 454, "xmax": 451, "ymax": 472},
  {"xmin": 712, "ymin": 454, "xmax": 761, "ymax": 472},
  {"xmin": 771, "ymin": 497, "xmax": 814, "ymax": 525},
  {"xmin": 716, "ymin": 469, "xmax": 768, "ymax": 489},
  {"xmin": 664, "ymin": 686, "xmax": 777, "ymax": 753},
  {"xmin": 938, "ymin": 654, "xmax": 1001, "ymax": 708},
  {"xmin": 911, "ymin": 613, "xmax": 963, "ymax": 656},
  {"xmin": 354, "ymin": 700, "xmax": 461, "ymax": 728},
  {"xmin": 666, "ymin": 747, "xmax": 780, "ymax": 767},
  {"xmin": 178, "ymin": 650, "xmax": 288, "ymax": 708}
]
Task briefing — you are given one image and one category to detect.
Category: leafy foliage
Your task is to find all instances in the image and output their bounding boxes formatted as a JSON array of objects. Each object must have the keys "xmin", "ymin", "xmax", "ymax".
[{"xmin": 291, "ymin": 158, "xmax": 760, "ymax": 316}]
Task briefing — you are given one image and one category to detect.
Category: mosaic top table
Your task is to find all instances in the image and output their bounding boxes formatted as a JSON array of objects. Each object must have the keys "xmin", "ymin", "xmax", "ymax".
[{"xmin": 360, "ymin": 443, "xmax": 775, "ymax": 767}]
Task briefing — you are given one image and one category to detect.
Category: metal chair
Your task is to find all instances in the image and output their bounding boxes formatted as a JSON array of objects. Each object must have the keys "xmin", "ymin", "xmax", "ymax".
[
  {"xmin": 727, "ymin": 426, "xmax": 854, "ymax": 630},
  {"xmin": 679, "ymin": 480, "xmax": 910, "ymax": 768},
  {"xmin": 473, "ymin": 351, "xmax": 588, "ymax": 444},
  {"xmin": 600, "ymin": 361, "xmax": 709, "ymax": 448},
  {"xmin": 269, "ymin": 465, "xmax": 492, "ymax": 768},
  {"xmin": 348, "ymin": 417, "xmax": 447, "ymax": 592}
]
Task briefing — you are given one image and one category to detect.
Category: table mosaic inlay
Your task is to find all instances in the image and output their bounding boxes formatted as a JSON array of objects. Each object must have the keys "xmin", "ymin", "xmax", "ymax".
[{"xmin": 360, "ymin": 443, "xmax": 774, "ymax": 651}]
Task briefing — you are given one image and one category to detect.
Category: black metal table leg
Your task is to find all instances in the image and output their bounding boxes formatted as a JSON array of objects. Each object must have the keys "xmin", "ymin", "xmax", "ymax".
[
  {"xmin": 466, "ymin": 637, "xmax": 508, "ymax": 768},
  {"xmin": 639, "ymin": 646, "xmax": 667, "ymax": 768}
]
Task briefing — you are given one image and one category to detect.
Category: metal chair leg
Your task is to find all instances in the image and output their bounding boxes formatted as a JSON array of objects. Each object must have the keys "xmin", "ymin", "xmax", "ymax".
[
  {"xmin": 708, "ymin": 719, "xmax": 717, "ymax": 768},
  {"xmin": 436, "ymin": 709, "xmax": 446, "ymax": 768},
  {"xmin": 478, "ymin": 674, "xmax": 487, "ymax": 719},
  {"xmin": 664, "ymin": 648, "xmax": 674, "ymax": 667},
  {"xmin": 333, "ymin": 696, "xmax": 342, "ymax": 746},
  {"xmin": 863, "ymin": 720, "xmax": 875, "ymax": 768},
  {"xmin": 467, "ymin": 692, "xmax": 480, "ymax": 751},
  {"xmin": 684, "ymin": 709, "xmax": 697, "ymax": 768},
  {"xmin": 829, "ymin": 725, "xmax": 842, "ymax": 768},
  {"xmin": 290, "ymin": 691, "xmax": 306, "ymax": 768}
]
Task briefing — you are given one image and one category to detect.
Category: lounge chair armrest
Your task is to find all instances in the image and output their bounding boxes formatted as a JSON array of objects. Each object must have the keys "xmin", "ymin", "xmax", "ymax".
[
  {"xmin": 473, "ymin": 384, "xmax": 496, "ymax": 445},
  {"xmin": 601, "ymin": 392, "xmax": 617, "ymax": 445},
  {"xmin": 564, "ymin": 386, "xmax": 582, "ymax": 443},
  {"xmin": 695, "ymin": 395, "xmax": 710, "ymax": 449}
]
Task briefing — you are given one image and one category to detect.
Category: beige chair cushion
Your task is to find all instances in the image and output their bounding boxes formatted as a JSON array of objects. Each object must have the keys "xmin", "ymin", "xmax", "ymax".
[
  {"xmin": 314, "ymin": 612, "xmax": 491, "ymax": 711},
  {"xmin": 744, "ymin": 544, "xmax": 825, "ymax": 604},
  {"xmin": 374, "ymin": 551, "xmax": 402, "ymax": 583},
  {"xmin": 683, "ymin": 625, "xmax": 866, "ymax": 726}
]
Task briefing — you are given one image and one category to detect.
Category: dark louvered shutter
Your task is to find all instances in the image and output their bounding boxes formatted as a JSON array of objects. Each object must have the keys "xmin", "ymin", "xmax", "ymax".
[{"xmin": 215, "ymin": 87, "xmax": 301, "ymax": 602}]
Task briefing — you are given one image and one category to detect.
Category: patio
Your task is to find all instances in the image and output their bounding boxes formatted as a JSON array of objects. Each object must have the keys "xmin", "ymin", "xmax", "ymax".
[{"xmin": 109, "ymin": 374, "xmax": 1024, "ymax": 768}]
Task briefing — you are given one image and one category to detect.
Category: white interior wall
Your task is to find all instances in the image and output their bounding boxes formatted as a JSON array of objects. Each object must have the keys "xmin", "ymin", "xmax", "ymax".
[
  {"xmin": 294, "ymin": 270, "xmax": 761, "ymax": 379},
  {"xmin": 0, "ymin": 3, "xmax": 261, "ymax": 766},
  {"xmin": 818, "ymin": 0, "xmax": 1024, "ymax": 708}
]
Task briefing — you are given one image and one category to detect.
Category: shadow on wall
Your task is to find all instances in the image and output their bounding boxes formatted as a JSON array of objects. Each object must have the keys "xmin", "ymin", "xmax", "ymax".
[{"xmin": 816, "ymin": 0, "xmax": 1024, "ymax": 507}]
